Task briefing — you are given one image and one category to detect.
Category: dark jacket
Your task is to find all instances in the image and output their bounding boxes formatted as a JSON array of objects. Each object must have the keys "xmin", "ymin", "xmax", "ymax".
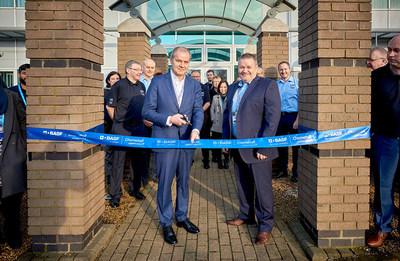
[
  {"xmin": 371, "ymin": 63, "xmax": 400, "ymax": 138},
  {"xmin": 0, "ymin": 89, "xmax": 27, "ymax": 198},
  {"xmin": 222, "ymin": 76, "xmax": 281, "ymax": 164}
]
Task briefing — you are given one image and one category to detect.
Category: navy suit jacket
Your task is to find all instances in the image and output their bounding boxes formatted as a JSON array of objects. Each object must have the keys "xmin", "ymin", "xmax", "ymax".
[
  {"xmin": 142, "ymin": 71, "xmax": 204, "ymax": 153},
  {"xmin": 222, "ymin": 76, "xmax": 281, "ymax": 164}
]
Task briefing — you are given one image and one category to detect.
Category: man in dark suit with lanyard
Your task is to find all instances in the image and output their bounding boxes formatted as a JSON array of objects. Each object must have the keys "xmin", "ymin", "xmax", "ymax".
[
  {"xmin": 222, "ymin": 53, "xmax": 281, "ymax": 245},
  {"xmin": 9, "ymin": 63, "xmax": 30, "ymax": 110},
  {"xmin": 142, "ymin": 47, "xmax": 204, "ymax": 245}
]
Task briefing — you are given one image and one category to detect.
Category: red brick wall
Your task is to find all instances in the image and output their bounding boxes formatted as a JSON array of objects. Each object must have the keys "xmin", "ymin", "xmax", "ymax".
[
  {"xmin": 25, "ymin": 0, "xmax": 104, "ymax": 251},
  {"xmin": 257, "ymin": 32, "xmax": 289, "ymax": 79},
  {"xmin": 298, "ymin": 0, "xmax": 371, "ymax": 247},
  {"xmin": 118, "ymin": 32, "xmax": 151, "ymax": 77}
]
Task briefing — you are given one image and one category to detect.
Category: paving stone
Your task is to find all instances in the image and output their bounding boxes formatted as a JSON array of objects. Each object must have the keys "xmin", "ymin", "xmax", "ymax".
[
  {"xmin": 96, "ymin": 151, "xmax": 308, "ymax": 261},
  {"xmin": 337, "ymin": 248, "xmax": 355, "ymax": 258}
]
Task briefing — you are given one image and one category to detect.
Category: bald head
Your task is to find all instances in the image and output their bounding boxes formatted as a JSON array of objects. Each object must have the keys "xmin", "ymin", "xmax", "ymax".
[
  {"xmin": 388, "ymin": 34, "xmax": 400, "ymax": 74},
  {"xmin": 142, "ymin": 59, "xmax": 156, "ymax": 79}
]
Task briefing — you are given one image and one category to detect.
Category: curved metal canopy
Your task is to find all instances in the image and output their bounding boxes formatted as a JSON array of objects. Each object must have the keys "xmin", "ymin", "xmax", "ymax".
[{"xmin": 109, "ymin": 0, "xmax": 296, "ymax": 39}]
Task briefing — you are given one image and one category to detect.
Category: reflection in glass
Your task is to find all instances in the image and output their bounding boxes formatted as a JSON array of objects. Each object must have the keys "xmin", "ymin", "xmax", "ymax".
[
  {"xmin": 236, "ymin": 48, "xmax": 244, "ymax": 61},
  {"xmin": 16, "ymin": 0, "xmax": 25, "ymax": 7},
  {"xmin": 391, "ymin": 0, "xmax": 400, "ymax": 8},
  {"xmin": 208, "ymin": 48, "xmax": 230, "ymax": 62},
  {"xmin": 177, "ymin": 31, "xmax": 204, "ymax": 45},
  {"xmin": 372, "ymin": 0, "xmax": 388, "ymax": 8},
  {"xmin": 234, "ymin": 32, "xmax": 249, "ymax": 45},
  {"xmin": 0, "ymin": 0, "xmax": 13, "ymax": 7},
  {"xmin": 188, "ymin": 48, "xmax": 202, "ymax": 62},
  {"xmin": 206, "ymin": 32, "xmax": 232, "ymax": 45}
]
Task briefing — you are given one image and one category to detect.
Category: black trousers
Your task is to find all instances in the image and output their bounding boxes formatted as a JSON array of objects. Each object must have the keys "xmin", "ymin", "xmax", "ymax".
[
  {"xmin": 276, "ymin": 112, "xmax": 298, "ymax": 177},
  {"xmin": 0, "ymin": 192, "xmax": 23, "ymax": 248},
  {"xmin": 211, "ymin": 131, "xmax": 229, "ymax": 162},
  {"xmin": 110, "ymin": 123, "xmax": 148, "ymax": 200},
  {"xmin": 200, "ymin": 112, "xmax": 211, "ymax": 163}
]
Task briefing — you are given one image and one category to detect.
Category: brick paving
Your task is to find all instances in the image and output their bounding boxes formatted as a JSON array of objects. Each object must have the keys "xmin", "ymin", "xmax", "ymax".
[{"xmin": 98, "ymin": 151, "xmax": 308, "ymax": 261}]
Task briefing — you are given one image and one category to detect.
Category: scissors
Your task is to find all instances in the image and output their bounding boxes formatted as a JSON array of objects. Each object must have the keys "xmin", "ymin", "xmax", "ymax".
[{"xmin": 182, "ymin": 114, "xmax": 192, "ymax": 126}]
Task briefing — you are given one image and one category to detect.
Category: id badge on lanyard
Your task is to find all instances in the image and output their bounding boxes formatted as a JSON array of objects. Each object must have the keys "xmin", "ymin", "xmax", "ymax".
[{"xmin": 0, "ymin": 114, "xmax": 4, "ymax": 139}]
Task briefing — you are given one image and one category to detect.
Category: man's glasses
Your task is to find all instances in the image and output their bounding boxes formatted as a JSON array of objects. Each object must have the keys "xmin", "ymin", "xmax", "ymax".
[
  {"xmin": 367, "ymin": 58, "xmax": 384, "ymax": 62},
  {"xmin": 129, "ymin": 67, "xmax": 142, "ymax": 72}
]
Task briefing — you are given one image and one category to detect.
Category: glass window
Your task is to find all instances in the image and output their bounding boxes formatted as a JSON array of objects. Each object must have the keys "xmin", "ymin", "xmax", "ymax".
[
  {"xmin": 236, "ymin": 48, "xmax": 244, "ymax": 61},
  {"xmin": 372, "ymin": 0, "xmax": 388, "ymax": 8},
  {"xmin": 234, "ymin": 65, "xmax": 239, "ymax": 83},
  {"xmin": 207, "ymin": 48, "xmax": 230, "ymax": 62},
  {"xmin": 177, "ymin": 31, "xmax": 204, "ymax": 45},
  {"xmin": 159, "ymin": 32, "xmax": 176, "ymax": 45},
  {"xmin": 234, "ymin": 32, "xmax": 249, "ymax": 45},
  {"xmin": 188, "ymin": 48, "xmax": 202, "ymax": 62},
  {"xmin": 0, "ymin": 72, "xmax": 14, "ymax": 87},
  {"xmin": 206, "ymin": 31, "xmax": 232, "ymax": 45},
  {"xmin": 391, "ymin": 0, "xmax": 400, "ymax": 8},
  {"xmin": 16, "ymin": 0, "xmax": 25, "ymax": 7},
  {"xmin": 213, "ymin": 69, "xmax": 228, "ymax": 82},
  {"xmin": 0, "ymin": 0, "xmax": 14, "ymax": 7}
]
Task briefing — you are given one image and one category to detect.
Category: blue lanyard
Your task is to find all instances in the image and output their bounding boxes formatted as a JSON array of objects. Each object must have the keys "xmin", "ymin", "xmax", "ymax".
[
  {"xmin": 0, "ymin": 114, "xmax": 4, "ymax": 126},
  {"xmin": 18, "ymin": 83, "xmax": 27, "ymax": 107}
]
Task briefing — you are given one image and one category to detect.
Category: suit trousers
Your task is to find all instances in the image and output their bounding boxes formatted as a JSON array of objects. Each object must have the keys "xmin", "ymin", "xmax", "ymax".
[
  {"xmin": 0, "ymin": 192, "xmax": 23, "ymax": 248},
  {"xmin": 372, "ymin": 133, "xmax": 400, "ymax": 233},
  {"xmin": 276, "ymin": 113, "xmax": 298, "ymax": 177},
  {"xmin": 231, "ymin": 149, "xmax": 274, "ymax": 233},
  {"xmin": 155, "ymin": 149, "xmax": 194, "ymax": 228},
  {"xmin": 110, "ymin": 123, "xmax": 147, "ymax": 200}
]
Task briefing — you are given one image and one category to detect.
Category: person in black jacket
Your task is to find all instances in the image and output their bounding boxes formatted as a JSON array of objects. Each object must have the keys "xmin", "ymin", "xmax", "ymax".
[
  {"xmin": 367, "ymin": 35, "xmax": 400, "ymax": 248},
  {"xmin": 106, "ymin": 61, "xmax": 151, "ymax": 207},
  {"xmin": 0, "ymin": 77, "xmax": 27, "ymax": 249},
  {"xmin": 104, "ymin": 71, "xmax": 121, "ymax": 187}
]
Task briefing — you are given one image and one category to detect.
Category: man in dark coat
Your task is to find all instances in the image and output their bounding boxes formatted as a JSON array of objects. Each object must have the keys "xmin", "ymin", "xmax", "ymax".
[{"xmin": 0, "ymin": 78, "xmax": 27, "ymax": 249}]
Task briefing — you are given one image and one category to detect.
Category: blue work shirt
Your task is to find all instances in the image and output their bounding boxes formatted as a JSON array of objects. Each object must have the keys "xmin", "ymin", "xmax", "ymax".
[
  {"xmin": 140, "ymin": 75, "xmax": 152, "ymax": 92},
  {"xmin": 277, "ymin": 76, "xmax": 299, "ymax": 113},
  {"xmin": 232, "ymin": 80, "xmax": 251, "ymax": 138}
]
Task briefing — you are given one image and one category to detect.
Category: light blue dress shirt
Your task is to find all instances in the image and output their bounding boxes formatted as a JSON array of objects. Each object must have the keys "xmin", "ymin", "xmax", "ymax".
[
  {"xmin": 231, "ymin": 80, "xmax": 250, "ymax": 138},
  {"xmin": 277, "ymin": 76, "xmax": 299, "ymax": 113},
  {"xmin": 140, "ymin": 75, "xmax": 152, "ymax": 92}
]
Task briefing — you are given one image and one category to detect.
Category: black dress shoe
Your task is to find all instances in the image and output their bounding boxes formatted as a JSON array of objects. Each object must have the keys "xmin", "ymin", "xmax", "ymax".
[
  {"xmin": 109, "ymin": 198, "xmax": 120, "ymax": 208},
  {"xmin": 129, "ymin": 190, "xmax": 146, "ymax": 200},
  {"xmin": 273, "ymin": 170, "xmax": 288, "ymax": 179},
  {"xmin": 290, "ymin": 176, "xmax": 298, "ymax": 182},
  {"xmin": 162, "ymin": 226, "xmax": 177, "ymax": 245},
  {"xmin": 224, "ymin": 161, "xmax": 229, "ymax": 169},
  {"xmin": 203, "ymin": 162, "xmax": 210, "ymax": 169},
  {"xmin": 177, "ymin": 218, "xmax": 200, "ymax": 234},
  {"xmin": 218, "ymin": 160, "xmax": 223, "ymax": 169}
]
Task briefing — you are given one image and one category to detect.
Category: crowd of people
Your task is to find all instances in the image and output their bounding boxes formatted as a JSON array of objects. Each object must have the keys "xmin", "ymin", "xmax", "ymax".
[{"xmin": 0, "ymin": 33, "xmax": 398, "ymax": 249}]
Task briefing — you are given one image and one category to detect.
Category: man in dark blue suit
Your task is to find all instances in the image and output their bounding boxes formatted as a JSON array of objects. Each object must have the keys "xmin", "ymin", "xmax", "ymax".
[
  {"xmin": 142, "ymin": 47, "xmax": 204, "ymax": 244},
  {"xmin": 222, "ymin": 53, "xmax": 281, "ymax": 245}
]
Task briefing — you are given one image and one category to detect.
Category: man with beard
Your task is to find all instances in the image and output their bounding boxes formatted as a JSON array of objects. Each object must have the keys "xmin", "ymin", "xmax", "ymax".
[
  {"xmin": 367, "ymin": 34, "xmax": 400, "ymax": 247},
  {"xmin": 9, "ymin": 64, "xmax": 30, "ymax": 110}
]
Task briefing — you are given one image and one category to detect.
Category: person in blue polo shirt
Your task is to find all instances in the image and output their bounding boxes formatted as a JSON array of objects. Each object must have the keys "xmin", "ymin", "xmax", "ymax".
[{"xmin": 273, "ymin": 61, "xmax": 299, "ymax": 182}]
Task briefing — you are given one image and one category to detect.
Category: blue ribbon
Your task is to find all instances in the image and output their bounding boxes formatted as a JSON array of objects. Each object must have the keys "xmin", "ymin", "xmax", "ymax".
[{"xmin": 27, "ymin": 126, "xmax": 370, "ymax": 149}]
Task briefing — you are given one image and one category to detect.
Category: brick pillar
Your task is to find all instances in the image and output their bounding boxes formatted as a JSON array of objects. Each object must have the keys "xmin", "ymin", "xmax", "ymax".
[
  {"xmin": 298, "ymin": 0, "xmax": 371, "ymax": 247},
  {"xmin": 117, "ymin": 18, "xmax": 151, "ymax": 76},
  {"xmin": 25, "ymin": 0, "xmax": 104, "ymax": 251},
  {"xmin": 151, "ymin": 43, "xmax": 168, "ymax": 74},
  {"xmin": 256, "ymin": 18, "xmax": 289, "ymax": 79}
]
